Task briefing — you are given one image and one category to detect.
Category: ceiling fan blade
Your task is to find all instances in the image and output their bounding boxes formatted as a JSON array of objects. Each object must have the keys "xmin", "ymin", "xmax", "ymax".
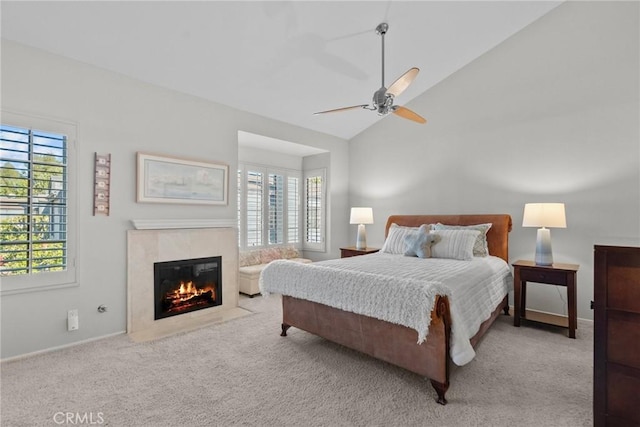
[
  {"xmin": 393, "ymin": 106, "xmax": 427, "ymax": 124},
  {"xmin": 314, "ymin": 104, "xmax": 369, "ymax": 115},
  {"xmin": 387, "ymin": 67, "xmax": 419, "ymax": 97}
]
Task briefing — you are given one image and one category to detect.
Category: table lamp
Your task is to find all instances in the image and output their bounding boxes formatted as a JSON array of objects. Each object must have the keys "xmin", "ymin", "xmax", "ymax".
[
  {"xmin": 350, "ymin": 207, "xmax": 374, "ymax": 250},
  {"xmin": 522, "ymin": 203, "xmax": 566, "ymax": 266}
]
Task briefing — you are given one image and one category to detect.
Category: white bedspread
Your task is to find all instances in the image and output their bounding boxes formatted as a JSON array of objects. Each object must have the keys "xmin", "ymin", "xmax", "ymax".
[{"xmin": 260, "ymin": 253, "xmax": 512, "ymax": 366}]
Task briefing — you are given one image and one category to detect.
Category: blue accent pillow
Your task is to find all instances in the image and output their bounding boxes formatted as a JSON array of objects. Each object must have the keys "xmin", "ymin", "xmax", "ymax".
[{"xmin": 404, "ymin": 224, "xmax": 438, "ymax": 258}]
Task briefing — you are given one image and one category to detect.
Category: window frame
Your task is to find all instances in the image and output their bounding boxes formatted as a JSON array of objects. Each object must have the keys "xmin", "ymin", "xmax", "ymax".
[
  {"xmin": 237, "ymin": 162, "xmax": 302, "ymax": 252},
  {"xmin": 1, "ymin": 111, "xmax": 78, "ymax": 295},
  {"xmin": 303, "ymin": 168, "xmax": 326, "ymax": 252}
]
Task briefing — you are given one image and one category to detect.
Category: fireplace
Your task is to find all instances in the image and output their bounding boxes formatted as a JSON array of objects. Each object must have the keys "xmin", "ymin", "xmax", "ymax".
[{"xmin": 154, "ymin": 256, "xmax": 222, "ymax": 320}]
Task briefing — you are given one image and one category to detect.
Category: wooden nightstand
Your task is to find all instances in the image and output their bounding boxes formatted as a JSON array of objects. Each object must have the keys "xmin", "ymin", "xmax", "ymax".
[
  {"xmin": 340, "ymin": 246, "xmax": 380, "ymax": 258},
  {"xmin": 512, "ymin": 260, "xmax": 580, "ymax": 338}
]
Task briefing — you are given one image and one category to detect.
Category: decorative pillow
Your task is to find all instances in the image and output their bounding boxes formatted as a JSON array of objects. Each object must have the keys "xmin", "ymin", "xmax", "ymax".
[
  {"xmin": 430, "ymin": 229, "xmax": 481, "ymax": 261},
  {"xmin": 259, "ymin": 247, "xmax": 282, "ymax": 264},
  {"xmin": 404, "ymin": 225, "xmax": 438, "ymax": 258},
  {"xmin": 239, "ymin": 250, "xmax": 261, "ymax": 267},
  {"xmin": 280, "ymin": 245, "xmax": 300, "ymax": 259},
  {"xmin": 432, "ymin": 223, "xmax": 492, "ymax": 257},
  {"xmin": 381, "ymin": 223, "xmax": 433, "ymax": 254}
]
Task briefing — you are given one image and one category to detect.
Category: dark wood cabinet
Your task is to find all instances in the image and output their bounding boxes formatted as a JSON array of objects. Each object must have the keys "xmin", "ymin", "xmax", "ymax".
[
  {"xmin": 339, "ymin": 246, "xmax": 379, "ymax": 258},
  {"xmin": 594, "ymin": 244, "xmax": 640, "ymax": 427}
]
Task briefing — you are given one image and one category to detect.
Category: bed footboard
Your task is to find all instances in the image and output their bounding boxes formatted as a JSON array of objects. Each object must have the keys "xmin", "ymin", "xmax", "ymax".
[
  {"xmin": 280, "ymin": 294, "xmax": 508, "ymax": 405},
  {"xmin": 280, "ymin": 294, "xmax": 452, "ymax": 404}
]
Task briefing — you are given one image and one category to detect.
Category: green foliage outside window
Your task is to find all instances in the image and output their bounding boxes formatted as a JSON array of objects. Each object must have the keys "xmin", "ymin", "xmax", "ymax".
[
  {"xmin": 1, "ymin": 126, "xmax": 67, "ymax": 276},
  {"xmin": 0, "ymin": 215, "xmax": 65, "ymax": 275}
]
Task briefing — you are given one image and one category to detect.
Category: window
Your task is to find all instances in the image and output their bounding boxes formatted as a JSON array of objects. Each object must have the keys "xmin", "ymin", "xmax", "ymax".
[
  {"xmin": 268, "ymin": 173, "xmax": 284, "ymax": 244},
  {"xmin": 1, "ymin": 113, "xmax": 76, "ymax": 293},
  {"xmin": 238, "ymin": 164, "xmax": 300, "ymax": 251},
  {"xmin": 287, "ymin": 176, "xmax": 299, "ymax": 243},
  {"xmin": 246, "ymin": 170, "xmax": 264, "ymax": 247},
  {"xmin": 303, "ymin": 168, "xmax": 326, "ymax": 252}
]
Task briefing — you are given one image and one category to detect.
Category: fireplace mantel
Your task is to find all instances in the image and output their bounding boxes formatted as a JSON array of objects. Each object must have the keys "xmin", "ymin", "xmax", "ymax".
[{"xmin": 131, "ymin": 218, "xmax": 236, "ymax": 230}]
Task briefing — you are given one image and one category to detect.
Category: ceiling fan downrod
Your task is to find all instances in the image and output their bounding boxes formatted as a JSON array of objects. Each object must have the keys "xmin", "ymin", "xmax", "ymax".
[
  {"xmin": 376, "ymin": 22, "xmax": 388, "ymax": 89},
  {"xmin": 374, "ymin": 23, "xmax": 392, "ymax": 115}
]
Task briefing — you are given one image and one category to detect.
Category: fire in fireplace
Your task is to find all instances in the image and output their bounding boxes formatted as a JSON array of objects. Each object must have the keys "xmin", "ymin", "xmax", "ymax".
[{"xmin": 154, "ymin": 256, "xmax": 222, "ymax": 320}]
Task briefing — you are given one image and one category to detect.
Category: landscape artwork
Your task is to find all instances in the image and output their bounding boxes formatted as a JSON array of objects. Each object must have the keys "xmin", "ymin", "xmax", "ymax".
[{"xmin": 136, "ymin": 152, "xmax": 228, "ymax": 205}]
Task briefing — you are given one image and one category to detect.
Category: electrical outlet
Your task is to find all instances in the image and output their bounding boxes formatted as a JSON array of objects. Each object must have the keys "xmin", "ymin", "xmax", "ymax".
[{"xmin": 67, "ymin": 309, "xmax": 79, "ymax": 331}]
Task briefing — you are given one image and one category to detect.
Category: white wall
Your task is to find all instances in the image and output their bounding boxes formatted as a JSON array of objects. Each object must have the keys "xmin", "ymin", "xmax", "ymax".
[
  {"xmin": 238, "ymin": 146, "xmax": 303, "ymax": 171},
  {"xmin": 0, "ymin": 40, "xmax": 349, "ymax": 359},
  {"xmin": 348, "ymin": 1, "xmax": 639, "ymax": 321}
]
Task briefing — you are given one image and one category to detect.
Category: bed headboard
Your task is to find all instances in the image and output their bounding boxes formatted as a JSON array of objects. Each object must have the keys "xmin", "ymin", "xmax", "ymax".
[{"xmin": 385, "ymin": 214, "xmax": 512, "ymax": 262}]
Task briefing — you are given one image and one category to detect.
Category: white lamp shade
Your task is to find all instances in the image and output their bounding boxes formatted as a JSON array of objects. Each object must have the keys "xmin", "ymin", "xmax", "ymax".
[
  {"xmin": 522, "ymin": 203, "xmax": 567, "ymax": 228},
  {"xmin": 350, "ymin": 207, "xmax": 374, "ymax": 225}
]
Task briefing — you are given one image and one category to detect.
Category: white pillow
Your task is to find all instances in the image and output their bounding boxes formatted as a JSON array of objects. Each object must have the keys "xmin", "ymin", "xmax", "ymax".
[
  {"xmin": 430, "ymin": 229, "xmax": 481, "ymax": 261},
  {"xmin": 381, "ymin": 223, "xmax": 432, "ymax": 254},
  {"xmin": 432, "ymin": 223, "xmax": 492, "ymax": 257}
]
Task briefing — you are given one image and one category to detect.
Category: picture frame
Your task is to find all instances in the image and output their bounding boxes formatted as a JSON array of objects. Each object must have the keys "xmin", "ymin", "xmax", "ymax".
[{"xmin": 136, "ymin": 152, "xmax": 228, "ymax": 205}]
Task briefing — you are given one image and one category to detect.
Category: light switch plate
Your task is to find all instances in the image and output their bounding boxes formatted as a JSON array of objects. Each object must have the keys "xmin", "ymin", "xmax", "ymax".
[{"xmin": 67, "ymin": 309, "xmax": 79, "ymax": 331}]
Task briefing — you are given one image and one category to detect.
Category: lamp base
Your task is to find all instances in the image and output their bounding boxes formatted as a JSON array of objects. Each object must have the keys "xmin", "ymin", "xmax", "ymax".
[
  {"xmin": 356, "ymin": 224, "xmax": 367, "ymax": 250},
  {"xmin": 534, "ymin": 228, "xmax": 553, "ymax": 266}
]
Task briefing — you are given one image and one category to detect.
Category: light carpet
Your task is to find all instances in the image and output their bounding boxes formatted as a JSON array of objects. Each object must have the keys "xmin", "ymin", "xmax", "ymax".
[{"xmin": 0, "ymin": 295, "xmax": 592, "ymax": 426}]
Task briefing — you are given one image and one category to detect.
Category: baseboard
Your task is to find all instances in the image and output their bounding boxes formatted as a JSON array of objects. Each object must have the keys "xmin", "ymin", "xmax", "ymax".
[
  {"xmin": 0, "ymin": 331, "xmax": 126, "ymax": 363},
  {"xmin": 509, "ymin": 305, "xmax": 594, "ymax": 325}
]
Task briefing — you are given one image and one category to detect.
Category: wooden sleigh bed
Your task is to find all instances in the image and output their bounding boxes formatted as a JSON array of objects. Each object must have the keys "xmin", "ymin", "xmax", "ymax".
[{"xmin": 276, "ymin": 214, "xmax": 512, "ymax": 405}]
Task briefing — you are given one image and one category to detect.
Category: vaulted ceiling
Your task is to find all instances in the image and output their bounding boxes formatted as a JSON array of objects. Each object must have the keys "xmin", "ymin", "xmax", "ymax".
[{"xmin": 1, "ymin": 1, "xmax": 561, "ymax": 140}]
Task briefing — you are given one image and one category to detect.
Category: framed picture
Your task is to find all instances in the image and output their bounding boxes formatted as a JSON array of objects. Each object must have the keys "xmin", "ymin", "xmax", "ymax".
[{"xmin": 136, "ymin": 152, "xmax": 228, "ymax": 205}]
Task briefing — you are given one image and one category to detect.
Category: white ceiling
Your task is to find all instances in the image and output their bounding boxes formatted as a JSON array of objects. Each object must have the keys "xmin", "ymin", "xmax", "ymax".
[{"xmin": 1, "ymin": 1, "xmax": 561, "ymax": 141}]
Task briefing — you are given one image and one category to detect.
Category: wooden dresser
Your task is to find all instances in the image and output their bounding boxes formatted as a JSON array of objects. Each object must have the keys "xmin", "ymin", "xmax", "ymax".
[{"xmin": 593, "ymin": 244, "xmax": 640, "ymax": 426}]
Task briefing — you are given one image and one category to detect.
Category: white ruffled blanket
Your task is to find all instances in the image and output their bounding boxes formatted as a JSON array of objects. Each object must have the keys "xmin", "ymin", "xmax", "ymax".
[{"xmin": 260, "ymin": 253, "xmax": 512, "ymax": 366}]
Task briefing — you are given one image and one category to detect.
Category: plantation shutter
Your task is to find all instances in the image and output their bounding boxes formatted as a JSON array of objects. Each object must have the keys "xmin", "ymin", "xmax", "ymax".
[
  {"xmin": 237, "ymin": 169, "xmax": 242, "ymax": 247},
  {"xmin": 238, "ymin": 163, "xmax": 302, "ymax": 251},
  {"xmin": 0, "ymin": 124, "xmax": 68, "ymax": 276},
  {"xmin": 246, "ymin": 169, "xmax": 264, "ymax": 247},
  {"xmin": 287, "ymin": 176, "xmax": 299, "ymax": 244},
  {"xmin": 268, "ymin": 173, "xmax": 284, "ymax": 245},
  {"xmin": 303, "ymin": 168, "xmax": 325, "ymax": 251}
]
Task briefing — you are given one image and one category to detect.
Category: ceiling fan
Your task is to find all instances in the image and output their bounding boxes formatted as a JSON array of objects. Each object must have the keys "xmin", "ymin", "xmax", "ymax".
[{"xmin": 314, "ymin": 22, "xmax": 426, "ymax": 124}]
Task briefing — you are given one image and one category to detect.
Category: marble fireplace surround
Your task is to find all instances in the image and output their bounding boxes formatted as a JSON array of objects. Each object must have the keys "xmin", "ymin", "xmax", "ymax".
[{"xmin": 127, "ymin": 219, "xmax": 250, "ymax": 342}]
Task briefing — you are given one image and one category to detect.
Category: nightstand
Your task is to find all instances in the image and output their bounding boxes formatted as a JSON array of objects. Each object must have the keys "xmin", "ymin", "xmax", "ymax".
[
  {"xmin": 340, "ymin": 246, "xmax": 380, "ymax": 258},
  {"xmin": 513, "ymin": 260, "xmax": 580, "ymax": 338}
]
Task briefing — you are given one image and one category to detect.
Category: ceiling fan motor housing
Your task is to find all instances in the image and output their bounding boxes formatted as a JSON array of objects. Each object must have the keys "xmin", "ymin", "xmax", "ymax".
[{"xmin": 373, "ymin": 87, "xmax": 394, "ymax": 115}]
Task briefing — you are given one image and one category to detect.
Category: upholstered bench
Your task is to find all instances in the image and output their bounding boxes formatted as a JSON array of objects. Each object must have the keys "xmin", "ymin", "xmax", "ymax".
[{"xmin": 238, "ymin": 246, "xmax": 311, "ymax": 297}]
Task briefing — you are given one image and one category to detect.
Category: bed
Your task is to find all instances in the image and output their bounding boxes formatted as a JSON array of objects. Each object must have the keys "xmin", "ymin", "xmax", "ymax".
[{"xmin": 260, "ymin": 214, "xmax": 513, "ymax": 405}]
